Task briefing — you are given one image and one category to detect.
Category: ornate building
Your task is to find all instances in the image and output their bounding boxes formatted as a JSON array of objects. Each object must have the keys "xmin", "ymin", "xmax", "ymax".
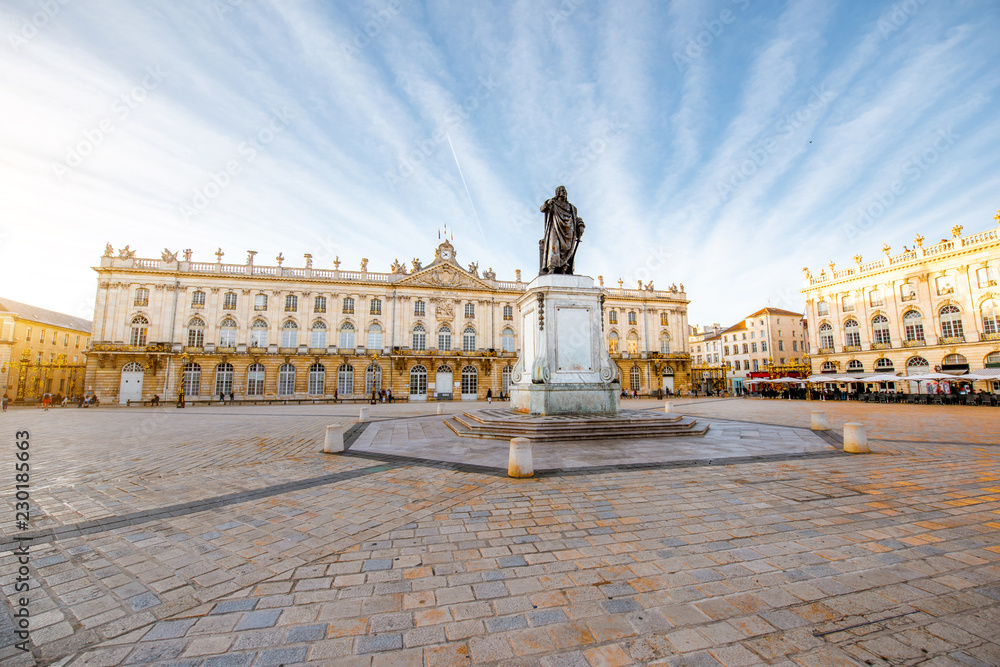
[
  {"xmin": 85, "ymin": 241, "xmax": 691, "ymax": 403},
  {"xmin": 721, "ymin": 308, "xmax": 809, "ymax": 393},
  {"xmin": 801, "ymin": 218, "xmax": 1000, "ymax": 383},
  {"xmin": 1, "ymin": 297, "xmax": 92, "ymax": 403}
]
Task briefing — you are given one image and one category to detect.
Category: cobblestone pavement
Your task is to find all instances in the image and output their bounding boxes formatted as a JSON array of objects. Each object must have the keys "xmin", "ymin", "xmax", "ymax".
[{"xmin": 0, "ymin": 401, "xmax": 998, "ymax": 666}]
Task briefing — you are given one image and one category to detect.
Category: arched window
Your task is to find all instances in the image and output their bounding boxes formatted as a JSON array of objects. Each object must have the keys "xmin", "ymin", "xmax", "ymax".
[
  {"xmin": 461, "ymin": 366, "xmax": 478, "ymax": 396},
  {"xmin": 409, "ymin": 365, "xmax": 427, "ymax": 395},
  {"xmin": 939, "ymin": 305, "xmax": 963, "ymax": 339},
  {"xmin": 246, "ymin": 363, "xmax": 265, "ymax": 396},
  {"xmin": 659, "ymin": 332, "xmax": 671, "ymax": 354},
  {"xmin": 982, "ymin": 300, "xmax": 1000, "ymax": 335},
  {"xmin": 122, "ymin": 362, "xmax": 144, "ymax": 374},
  {"xmin": 874, "ymin": 358, "xmax": 894, "ymax": 372},
  {"xmin": 365, "ymin": 364, "xmax": 382, "ymax": 395},
  {"xmin": 986, "ymin": 351, "xmax": 1000, "ymax": 366},
  {"xmin": 462, "ymin": 326, "xmax": 476, "ymax": 352},
  {"xmin": 608, "ymin": 331, "xmax": 619, "ymax": 354},
  {"xmin": 906, "ymin": 356, "xmax": 929, "ymax": 374},
  {"xmin": 943, "ymin": 353, "xmax": 968, "ymax": 366},
  {"xmin": 215, "ymin": 363, "xmax": 234, "ymax": 396},
  {"xmin": 278, "ymin": 364, "xmax": 296, "ymax": 395},
  {"xmin": 308, "ymin": 363, "xmax": 325, "ymax": 395},
  {"xmin": 311, "ymin": 321, "xmax": 327, "ymax": 348},
  {"xmin": 630, "ymin": 366, "xmax": 641, "ymax": 392},
  {"xmin": 847, "ymin": 360, "xmax": 864, "ymax": 372},
  {"xmin": 502, "ymin": 365, "xmax": 512, "ymax": 393},
  {"xmin": 872, "ymin": 315, "xmax": 890, "ymax": 346},
  {"xmin": 844, "ymin": 319, "xmax": 860, "ymax": 347},
  {"xmin": 412, "ymin": 324, "xmax": 426, "ymax": 350},
  {"xmin": 903, "ymin": 310, "xmax": 924, "ymax": 342},
  {"xmin": 501, "ymin": 328, "xmax": 515, "ymax": 353},
  {"xmin": 626, "ymin": 332, "xmax": 639, "ymax": 355},
  {"xmin": 438, "ymin": 325, "xmax": 452, "ymax": 351},
  {"xmin": 281, "ymin": 321, "xmax": 298, "ymax": 348},
  {"xmin": 191, "ymin": 290, "xmax": 206, "ymax": 307},
  {"xmin": 219, "ymin": 318, "xmax": 237, "ymax": 347},
  {"xmin": 339, "ymin": 322, "xmax": 355, "ymax": 349},
  {"xmin": 187, "ymin": 318, "xmax": 205, "ymax": 347},
  {"xmin": 129, "ymin": 316, "xmax": 148, "ymax": 346},
  {"xmin": 337, "ymin": 364, "xmax": 354, "ymax": 396},
  {"xmin": 367, "ymin": 323, "xmax": 383, "ymax": 350},
  {"xmin": 819, "ymin": 323, "xmax": 834, "ymax": 349},
  {"xmin": 182, "ymin": 362, "xmax": 201, "ymax": 395},
  {"xmin": 821, "ymin": 361, "xmax": 837, "ymax": 373},
  {"xmin": 250, "ymin": 320, "xmax": 268, "ymax": 348}
]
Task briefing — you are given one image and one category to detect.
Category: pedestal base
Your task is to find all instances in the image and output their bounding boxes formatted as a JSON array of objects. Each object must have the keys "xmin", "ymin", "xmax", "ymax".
[{"xmin": 510, "ymin": 383, "xmax": 620, "ymax": 416}]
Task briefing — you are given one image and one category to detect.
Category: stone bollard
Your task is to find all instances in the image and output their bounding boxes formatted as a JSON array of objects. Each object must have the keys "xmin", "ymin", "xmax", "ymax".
[
  {"xmin": 324, "ymin": 424, "xmax": 344, "ymax": 453},
  {"xmin": 811, "ymin": 411, "xmax": 829, "ymax": 431},
  {"xmin": 437, "ymin": 403, "xmax": 444, "ymax": 415},
  {"xmin": 664, "ymin": 402, "xmax": 672, "ymax": 413},
  {"xmin": 508, "ymin": 437, "xmax": 534, "ymax": 478},
  {"xmin": 358, "ymin": 406, "xmax": 370, "ymax": 422},
  {"xmin": 843, "ymin": 422, "xmax": 870, "ymax": 453}
]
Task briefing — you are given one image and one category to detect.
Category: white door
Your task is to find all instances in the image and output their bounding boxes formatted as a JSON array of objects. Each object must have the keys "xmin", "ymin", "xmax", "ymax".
[
  {"xmin": 662, "ymin": 375, "xmax": 675, "ymax": 392},
  {"xmin": 119, "ymin": 363, "xmax": 144, "ymax": 404},
  {"xmin": 436, "ymin": 370, "xmax": 452, "ymax": 399}
]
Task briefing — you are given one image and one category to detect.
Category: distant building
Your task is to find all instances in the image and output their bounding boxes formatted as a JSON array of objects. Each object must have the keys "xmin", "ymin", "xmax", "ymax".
[
  {"xmin": 721, "ymin": 308, "xmax": 809, "ymax": 394},
  {"xmin": 689, "ymin": 324, "xmax": 725, "ymax": 394},
  {"xmin": 801, "ymin": 220, "xmax": 1000, "ymax": 388},
  {"xmin": 0, "ymin": 297, "xmax": 92, "ymax": 402}
]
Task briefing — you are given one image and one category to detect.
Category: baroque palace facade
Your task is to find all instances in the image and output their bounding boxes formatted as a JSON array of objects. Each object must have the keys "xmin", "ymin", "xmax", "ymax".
[
  {"xmin": 801, "ymin": 218, "xmax": 1000, "ymax": 382},
  {"xmin": 85, "ymin": 240, "xmax": 692, "ymax": 404}
]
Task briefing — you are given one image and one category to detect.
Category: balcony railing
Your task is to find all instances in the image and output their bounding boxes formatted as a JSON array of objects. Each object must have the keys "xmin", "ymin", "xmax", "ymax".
[
  {"xmin": 901, "ymin": 294, "xmax": 916, "ymax": 302},
  {"xmin": 938, "ymin": 335, "xmax": 965, "ymax": 345},
  {"xmin": 903, "ymin": 339, "xmax": 926, "ymax": 347},
  {"xmin": 844, "ymin": 345, "xmax": 862, "ymax": 352},
  {"xmin": 818, "ymin": 347, "xmax": 834, "ymax": 355},
  {"xmin": 870, "ymin": 342, "xmax": 892, "ymax": 350},
  {"xmin": 981, "ymin": 332, "xmax": 1000, "ymax": 342}
]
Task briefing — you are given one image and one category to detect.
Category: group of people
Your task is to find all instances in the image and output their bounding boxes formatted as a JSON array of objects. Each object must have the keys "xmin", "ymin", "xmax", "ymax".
[{"xmin": 368, "ymin": 388, "xmax": 395, "ymax": 404}]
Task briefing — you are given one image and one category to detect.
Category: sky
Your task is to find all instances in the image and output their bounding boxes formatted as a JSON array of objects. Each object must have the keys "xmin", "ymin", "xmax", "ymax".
[{"xmin": 2, "ymin": 0, "xmax": 1000, "ymax": 327}]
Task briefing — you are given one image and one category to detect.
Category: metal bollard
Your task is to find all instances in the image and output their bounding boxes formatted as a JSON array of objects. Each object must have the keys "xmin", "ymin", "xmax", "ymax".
[
  {"xmin": 508, "ymin": 437, "xmax": 534, "ymax": 478},
  {"xmin": 324, "ymin": 424, "xmax": 344, "ymax": 453},
  {"xmin": 437, "ymin": 403, "xmax": 443, "ymax": 415},
  {"xmin": 843, "ymin": 422, "xmax": 869, "ymax": 453},
  {"xmin": 358, "ymin": 406, "xmax": 370, "ymax": 422},
  {"xmin": 664, "ymin": 402, "xmax": 672, "ymax": 413},
  {"xmin": 810, "ymin": 411, "xmax": 829, "ymax": 431}
]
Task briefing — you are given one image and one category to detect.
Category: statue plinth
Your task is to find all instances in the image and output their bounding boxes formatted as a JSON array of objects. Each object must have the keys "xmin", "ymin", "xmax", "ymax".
[{"xmin": 509, "ymin": 274, "xmax": 620, "ymax": 416}]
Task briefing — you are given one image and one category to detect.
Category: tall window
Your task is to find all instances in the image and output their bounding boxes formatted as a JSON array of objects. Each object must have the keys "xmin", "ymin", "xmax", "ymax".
[
  {"xmin": 370, "ymin": 299, "xmax": 382, "ymax": 315},
  {"xmin": 977, "ymin": 266, "xmax": 998, "ymax": 288},
  {"xmin": 900, "ymin": 282, "xmax": 916, "ymax": 301},
  {"xmin": 414, "ymin": 301, "xmax": 425, "ymax": 316},
  {"xmin": 215, "ymin": 363, "xmax": 234, "ymax": 396},
  {"xmin": 872, "ymin": 315, "xmax": 891, "ymax": 345},
  {"xmin": 502, "ymin": 366, "xmax": 512, "ymax": 393},
  {"xmin": 254, "ymin": 294, "xmax": 268, "ymax": 311},
  {"xmin": 742, "ymin": 343, "xmax": 749, "ymax": 354},
  {"xmin": 129, "ymin": 316, "xmax": 148, "ymax": 346},
  {"xmin": 842, "ymin": 295, "xmax": 854, "ymax": 312},
  {"xmin": 342, "ymin": 297, "xmax": 354, "ymax": 314},
  {"xmin": 246, "ymin": 363, "xmax": 265, "ymax": 395},
  {"xmin": 869, "ymin": 289, "xmax": 883, "ymax": 307},
  {"xmin": 660, "ymin": 333, "xmax": 670, "ymax": 354},
  {"xmin": 285, "ymin": 295, "xmax": 298, "ymax": 312},
  {"xmin": 627, "ymin": 332, "xmax": 638, "ymax": 355},
  {"xmin": 223, "ymin": 292, "xmax": 237, "ymax": 310},
  {"xmin": 778, "ymin": 340, "xmax": 784, "ymax": 351},
  {"xmin": 337, "ymin": 364, "xmax": 354, "ymax": 395},
  {"xmin": 503, "ymin": 306, "xmax": 513, "ymax": 321},
  {"xmin": 339, "ymin": 322, "xmax": 355, "ymax": 348},
  {"xmin": 311, "ymin": 321, "xmax": 327, "ymax": 348},
  {"xmin": 308, "ymin": 364, "xmax": 325, "ymax": 395},
  {"xmin": 761, "ymin": 341, "xmax": 767, "ymax": 352},
  {"xmin": 501, "ymin": 328, "xmax": 515, "ymax": 353},
  {"xmin": 982, "ymin": 300, "xmax": 1000, "ymax": 334},
  {"xmin": 935, "ymin": 275, "xmax": 954, "ymax": 295},
  {"xmin": 660, "ymin": 312, "xmax": 669, "ymax": 326},
  {"xmin": 819, "ymin": 323, "xmax": 834, "ymax": 349},
  {"xmin": 816, "ymin": 301, "xmax": 829, "ymax": 316},
  {"xmin": 627, "ymin": 312, "xmax": 637, "ymax": 325},
  {"xmin": 182, "ymin": 362, "xmax": 201, "ymax": 395},
  {"xmin": 461, "ymin": 366, "xmax": 478, "ymax": 395},
  {"xmin": 630, "ymin": 366, "xmax": 640, "ymax": 392},
  {"xmin": 409, "ymin": 365, "xmax": 427, "ymax": 395},
  {"xmin": 939, "ymin": 305, "xmax": 963, "ymax": 339},
  {"xmin": 134, "ymin": 288, "xmax": 149, "ymax": 306},
  {"xmin": 281, "ymin": 321, "xmax": 298, "ymax": 348},
  {"xmin": 250, "ymin": 320, "xmax": 268, "ymax": 347},
  {"xmin": 367, "ymin": 323, "xmax": 383, "ymax": 350},
  {"xmin": 608, "ymin": 331, "xmax": 619, "ymax": 354},
  {"xmin": 278, "ymin": 364, "xmax": 295, "ymax": 395},
  {"xmin": 609, "ymin": 311, "xmax": 618, "ymax": 324},
  {"xmin": 462, "ymin": 327, "xmax": 476, "ymax": 352},
  {"xmin": 192, "ymin": 291, "xmax": 206, "ymax": 307},
  {"xmin": 412, "ymin": 324, "xmax": 426, "ymax": 350},
  {"xmin": 904, "ymin": 310, "xmax": 924, "ymax": 342},
  {"xmin": 314, "ymin": 296, "xmax": 327, "ymax": 313},
  {"xmin": 365, "ymin": 364, "xmax": 382, "ymax": 395},
  {"xmin": 219, "ymin": 318, "xmax": 237, "ymax": 347},
  {"xmin": 25, "ymin": 326, "xmax": 31, "ymax": 341},
  {"xmin": 187, "ymin": 318, "xmax": 205, "ymax": 347},
  {"xmin": 464, "ymin": 303, "xmax": 475, "ymax": 318},
  {"xmin": 844, "ymin": 319, "xmax": 860, "ymax": 347},
  {"xmin": 438, "ymin": 325, "xmax": 452, "ymax": 351}
]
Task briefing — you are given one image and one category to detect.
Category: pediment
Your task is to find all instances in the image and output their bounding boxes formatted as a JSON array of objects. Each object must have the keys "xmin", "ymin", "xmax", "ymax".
[{"xmin": 398, "ymin": 261, "xmax": 493, "ymax": 290}]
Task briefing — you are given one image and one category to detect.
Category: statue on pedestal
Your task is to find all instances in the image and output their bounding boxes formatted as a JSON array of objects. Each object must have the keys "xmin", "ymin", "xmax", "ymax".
[{"xmin": 539, "ymin": 186, "xmax": 585, "ymax": 275}]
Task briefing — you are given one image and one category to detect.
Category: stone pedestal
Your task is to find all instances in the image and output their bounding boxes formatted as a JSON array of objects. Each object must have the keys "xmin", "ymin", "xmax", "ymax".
[
  {"xmin": 509, "ymin": 274, "xmax": 620, "ymax": 415},
  {"xmin": 324, "ymin": 425, "xmax": 344, "ymax": 453},
  {"xmin": 810, "ymin": 411, "xmax": 829, "ymax": 431},
  {"xmin": 843, "ymin": 422, "xmax": 869, "ymax": 453},
  {"xmin": 508, "ymin": 437, "xmax": 533, "ymax": 477}
]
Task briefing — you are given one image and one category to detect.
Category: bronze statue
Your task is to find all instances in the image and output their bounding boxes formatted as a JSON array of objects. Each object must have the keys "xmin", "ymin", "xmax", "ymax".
[{"xmin": 539, "ymin": 186, "xmax": 585, "ymax": 275}]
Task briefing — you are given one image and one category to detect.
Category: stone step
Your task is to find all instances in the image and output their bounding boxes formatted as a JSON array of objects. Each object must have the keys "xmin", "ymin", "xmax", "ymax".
[{"xmin": 444, "ymin": 411, "xmax": 709, "ymax": 442}]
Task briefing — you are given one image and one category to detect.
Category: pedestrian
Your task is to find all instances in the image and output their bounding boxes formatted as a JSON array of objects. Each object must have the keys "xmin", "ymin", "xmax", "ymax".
[
  {"xmin": 229, "ymin": 390, "xmax": 235, "ymax": 403},
  {"xmin": 387, "ymin": 388, "xmax": 392, "ymax": 403},
  {"xmin": 1, "ymin": 395, "xmax": 8, "ymax": 412},
  {"xmin": 219, "ymin": 390, "xmax": 226, "ymax": 405},
  {"xmin": 487, "ymin": 388, "xmax": 493, "ymax": 404},
  {"xmin": 42, "ymin": 393, "xmax": 51, "ymax": 411},
  {"xmin": 61, "ymin": 395, "xmax": 69, "ymax": 407},
  {"xmin": 177, "ymin": 390, "xmax": 185, "ymax": 409}
]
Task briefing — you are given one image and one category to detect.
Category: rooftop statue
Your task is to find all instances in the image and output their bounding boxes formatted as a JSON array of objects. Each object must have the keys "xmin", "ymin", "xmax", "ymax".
[{"xmin": 539, "ymin": 186, "xmax": 585, "ymax": 275}]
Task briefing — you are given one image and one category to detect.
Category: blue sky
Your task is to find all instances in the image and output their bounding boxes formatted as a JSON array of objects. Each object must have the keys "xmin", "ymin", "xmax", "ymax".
[{"xmin": 2, "ymin": 0, "xmax": 999, "ymax": 326}]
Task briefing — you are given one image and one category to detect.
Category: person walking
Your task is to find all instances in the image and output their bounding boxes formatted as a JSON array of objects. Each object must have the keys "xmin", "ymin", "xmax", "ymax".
[
  {"xmin": 2, "ymin": 395, "xmax": 8, "ymax": 412},
  {"xmin": 42, "ymin": 393, "xmax": 51, "ymax": 411},
  {"xmin": 486, "ymin": 388, "xmax": 493, "ymax": 404}
]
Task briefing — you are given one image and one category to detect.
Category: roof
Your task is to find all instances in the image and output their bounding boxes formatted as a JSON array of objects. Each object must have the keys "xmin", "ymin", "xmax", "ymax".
[
  {"xmin": 721, "ymin": 321, "xmax": 747, "ymax": 334},
  {"xmin": 745, "ymin": 307, "xmax": 803, "ymax": 319},
  {"xmin": 0, "ymin": 297, "xmax": 92, "ymax": 333}
]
